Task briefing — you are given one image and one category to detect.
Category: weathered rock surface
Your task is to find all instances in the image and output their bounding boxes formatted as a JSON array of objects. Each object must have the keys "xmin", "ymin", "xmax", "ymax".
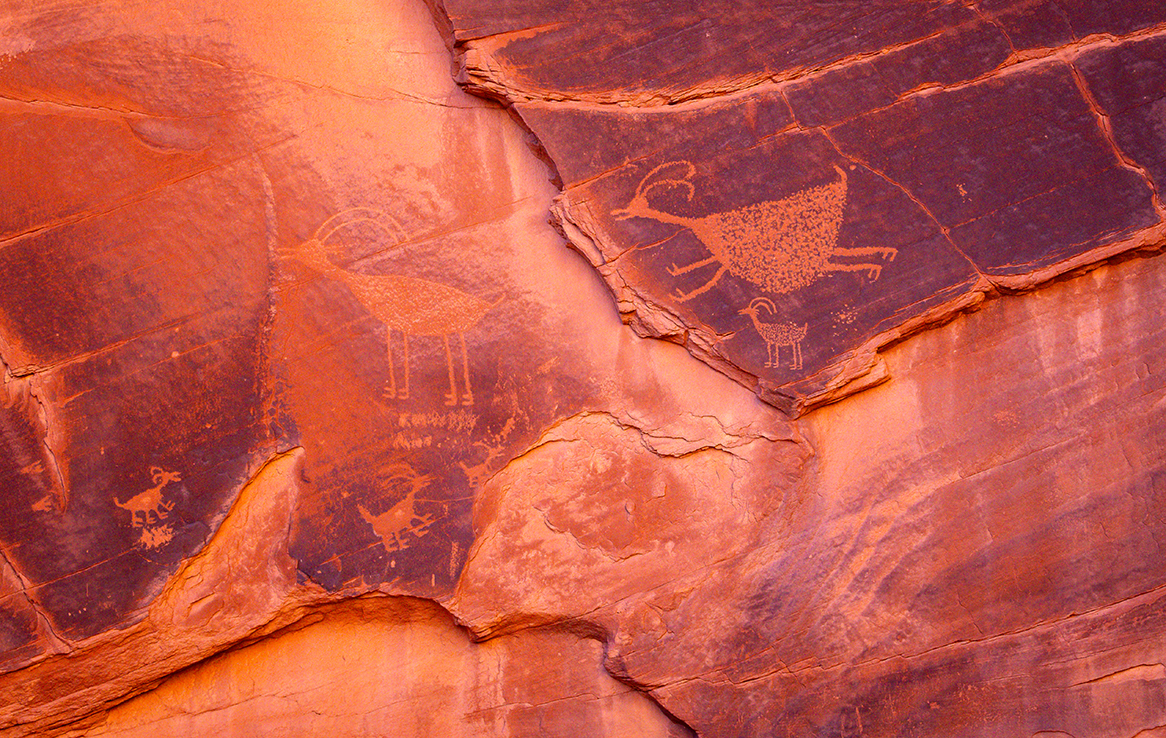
[
  {"xmin": 1, "ymin": 0, "xmax": 1164, "ymax": 736},
  {"xmin": 454, "ymin": 254, "xmax": 1166, "ymax": 736},
  {"xmin": 443, "ymin": 0, "xmax": 1166, "ymax": 412},
  {"xmin": 64, "ymin": 599, "xmax": 688, "ymax": 738}
]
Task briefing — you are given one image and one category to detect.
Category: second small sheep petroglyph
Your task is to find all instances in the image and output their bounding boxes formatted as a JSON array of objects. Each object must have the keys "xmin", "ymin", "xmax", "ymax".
[
  {"xmin": 358, "ymin": 464, "xmax": 437, "ymax": 553},
  {"xmin": 740, "ymin": 297, "xmax": 807, "ymax": 371}
]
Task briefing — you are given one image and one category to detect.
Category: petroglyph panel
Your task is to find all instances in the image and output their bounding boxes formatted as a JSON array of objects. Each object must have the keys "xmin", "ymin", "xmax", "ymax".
[
  {"xmin": 273, "ymin": 189, "xmax": 598, "ymax": 594},
  {"xmin": 0, "ymin": 4, "xmax": 611, "ymax": 652},
  {"xmin": 5, "ymin": 2, "xmax": 1166, "ymax": 737},
  {"xmin": 534, "ymin": 104, "xmax": 979, "ymax": 405},
  {"xmin": 0, "ymin": 60, "xmax": 278, "ymax": 641},
  {"xmin": 254, "ymin": 89, "xmax": 607, "ymax": 598},
  {"xmin": 510, "ymin": 36, "xmax": 1164, "ymax": 411}
]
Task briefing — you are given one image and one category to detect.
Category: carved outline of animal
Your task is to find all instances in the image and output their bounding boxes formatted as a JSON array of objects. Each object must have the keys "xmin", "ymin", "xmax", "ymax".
[
  {"xmin": 357, "ymin": 464, "xmax": 437, "ymax": 552},
  {"xmin": 458, "ymin": 416, "xmax": 517, "ymax": 488},
  {"xmin": 612, "ymin": 161, "xmax": 897, "ymax": 302},
  {"xmin": 282, "ymin": 208, "xmax": 499, "ymax": 406},
  {"xmin": 114, "ymin": 467, "xmax": 180, "ymax": 527},
  {"xmin": 739, "ymin": 297, "xmax": 807, "ymax": 370}
]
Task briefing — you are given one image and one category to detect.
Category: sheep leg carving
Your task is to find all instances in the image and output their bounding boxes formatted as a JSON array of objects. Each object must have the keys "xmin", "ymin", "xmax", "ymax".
[
  {"xmin": 411, "ymin": 514, "xmax": 436, "ymax": 537},
  {"xmin": 443, "ymin": 334, "xmax": 458, "ymax": 407},
  {"xmin": 386, "ymin": 330, "xmax": 397, "ymax": 399},
  {"xmin": 672, "ymin": 265, "xmax": 728, "ymax": 303},
  {"xmin": 401, "ymin": 333, "xmax": 410, "ymax": 400},
  {"xmin": 826, "ymin": 262, "xmax": 884, "ymax": 281},
  {"xmin": 459, "ymin": 333, "xmax": 473, "ymax": 406},
  {"xmin": 668, "ymin": 254, "xmax": 719, "ymax": 277},
  {"xmin": 834, "ymin": 246, "xmax": 897, "ymax": 261}
]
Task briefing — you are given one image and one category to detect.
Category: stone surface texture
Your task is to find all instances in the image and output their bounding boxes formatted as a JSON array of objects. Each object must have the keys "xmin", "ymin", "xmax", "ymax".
[{"xmin": 1, "ymin": 0, "xmax": 1164, "ymax": 736}]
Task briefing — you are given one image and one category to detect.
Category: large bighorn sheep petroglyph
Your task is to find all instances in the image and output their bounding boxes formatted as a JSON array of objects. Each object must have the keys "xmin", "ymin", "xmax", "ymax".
[{"xmin": 613, "ymin": 161, "xmax": 897, "ymax": 302}]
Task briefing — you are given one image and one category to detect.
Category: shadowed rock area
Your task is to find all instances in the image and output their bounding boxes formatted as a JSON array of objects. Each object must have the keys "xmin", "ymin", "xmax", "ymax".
[{"xmin": 1, "ymin": 0, "xmax": 1165, "ymax": 736}]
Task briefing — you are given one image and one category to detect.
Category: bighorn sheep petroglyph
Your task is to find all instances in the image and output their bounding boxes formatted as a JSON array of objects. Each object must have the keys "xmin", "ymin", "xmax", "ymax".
[
  {"xmin": 114, "ymin": 467, "xmax": 180, "ymax": 527},
  {"xmin": 357, "ymin": 464, "xmax": 436, "ymax": 552},
  {"xmin": 613, "ymin": 161, "xmax": 896, "ymax": 302},
  {"xmin": 740, "ymin": 297, "xmax": 807, "ymax": 371}
]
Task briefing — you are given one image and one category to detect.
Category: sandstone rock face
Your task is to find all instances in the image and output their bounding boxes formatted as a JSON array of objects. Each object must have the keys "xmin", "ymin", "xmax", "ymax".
[
  {"xmin": 445, "ymin": 0, "xmax": 1166, "ymax": 412},
  {"xmin": 1, "ymin": 0, "xmax": 1164, "ymax": 736},
  {"xmin": 66, "ymin": 599, "xmax": 687, "ymax": 738}
]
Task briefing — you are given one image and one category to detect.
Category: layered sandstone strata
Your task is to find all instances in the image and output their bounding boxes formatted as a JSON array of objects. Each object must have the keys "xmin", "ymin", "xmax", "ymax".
[{"xmin": 2, "ymin": 1, "xmax": 1164, "ymax": 736}]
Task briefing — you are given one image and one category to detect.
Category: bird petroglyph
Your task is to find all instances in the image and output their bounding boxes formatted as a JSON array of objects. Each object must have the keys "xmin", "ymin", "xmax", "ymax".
[{"xmin": 283, "ymin": 208, "xmax": 499, "ymax": 406}]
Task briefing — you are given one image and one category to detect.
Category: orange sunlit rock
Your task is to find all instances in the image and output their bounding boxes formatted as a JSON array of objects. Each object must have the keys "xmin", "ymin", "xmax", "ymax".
[{"xmin": 1, "ymin": 1, "xmax": 1165, "ymax": 736}]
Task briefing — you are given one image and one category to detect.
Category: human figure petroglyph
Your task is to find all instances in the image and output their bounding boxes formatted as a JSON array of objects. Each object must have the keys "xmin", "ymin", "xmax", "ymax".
[
  {"xmin": 115, "ymin": 467, "xmax": 180, "ymax": 527},
  {"xmin": 282, "ymin": 208, "xmax": 499, "ymax": 406},
  {"xmin": 740, "ymin": 297, "xmax": 807, "ymax": 370},
  {"xmin": 612, "ymin": 161, "xmax": 897, "ymax": 302},
  {"xmin": 357, "ymin": 464, "xmax": 437, "ymax": 553}
]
